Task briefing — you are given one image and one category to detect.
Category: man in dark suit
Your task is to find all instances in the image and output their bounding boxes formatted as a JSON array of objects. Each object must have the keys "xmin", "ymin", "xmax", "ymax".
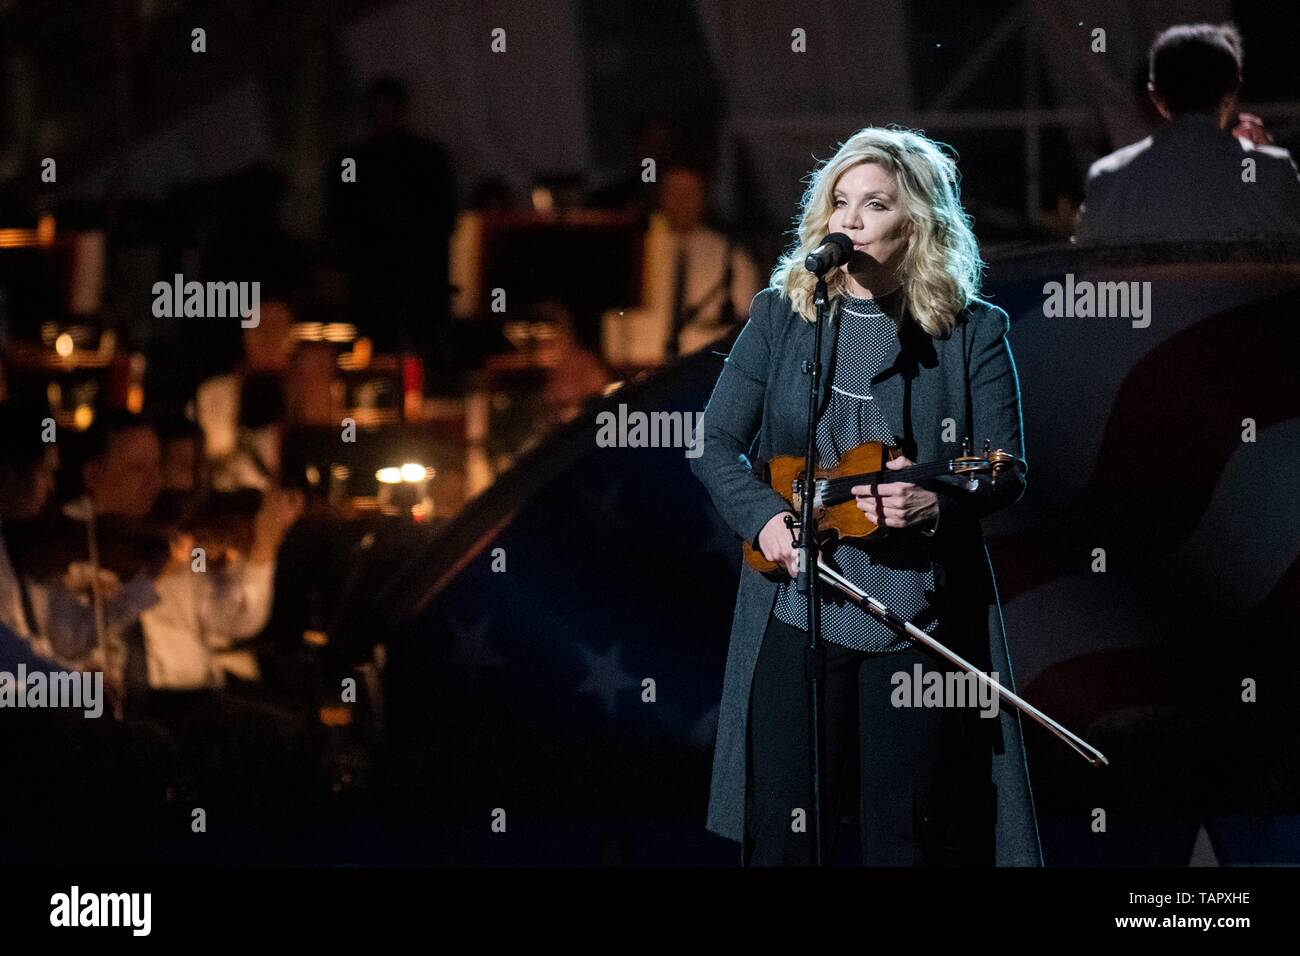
[
  {"xmin": 1077, "ymin": 22, "xmax": 1300, "ymax": 243},
  {"xmin": 327, "ymin": 77, "xmax": 458, "ymax": 379}
]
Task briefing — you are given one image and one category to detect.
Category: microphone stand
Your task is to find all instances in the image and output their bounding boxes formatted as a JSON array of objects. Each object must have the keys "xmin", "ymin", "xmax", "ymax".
[{"xmin": 791, "ymin": 276, "xmax": 831, "ymax": 865}]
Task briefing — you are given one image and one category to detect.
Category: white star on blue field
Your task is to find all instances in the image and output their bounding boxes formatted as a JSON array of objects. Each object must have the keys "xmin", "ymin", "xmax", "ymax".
[
  {"xmin": 575, "ymin": 641, "xmax": 640, "ymax": 717},
  {"xmin": 448, "ymin": 614, "xmax": 505, "ymax": 682}
]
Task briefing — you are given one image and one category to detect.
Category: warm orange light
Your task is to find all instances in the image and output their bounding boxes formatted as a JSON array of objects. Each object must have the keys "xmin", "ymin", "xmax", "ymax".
[
  {"xmin": 36, "ymin": 213, "xmax": 56, "ymax": 246},
  {"xmin": 531, "ymin": 186, "xmax": 555, "ymax": 215},
  {"xmin": 319, "ymin": 705, "xmax": 352, "ymax": 727},
  {"xmin": 352, "ymin": 337, "xmax": 372, "ymax": 368},
  {"xmin": 323, "ymin": 323, "xmax": 357, "ymax": 343},
  {"xmin": 0, "ymin": 215, "xmax": 55, "ymax": 249}
]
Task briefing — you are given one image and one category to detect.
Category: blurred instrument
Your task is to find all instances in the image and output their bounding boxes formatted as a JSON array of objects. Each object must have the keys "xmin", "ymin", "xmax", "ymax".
[{"xmin": 3, "ymin": 511, "xmax": 171, "ymax": 582}]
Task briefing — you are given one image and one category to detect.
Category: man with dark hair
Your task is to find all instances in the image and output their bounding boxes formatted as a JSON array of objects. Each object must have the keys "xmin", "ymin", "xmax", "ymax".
[
  {"xmin": 0, "ymin": 404, "xmax": 158, "ymax": 668},
  {"xmin": 77, "ymin": 410, "xmax": 165, "ymax": 520},
  {"xmin": 60, "ymin": 407, "xmax": 314, "ymax": 819},
  {"xmin": 1149, "ymin": 22, "xmax": 1243, "ymax": 116},
  {"xmin": 0, "ymin": 405, "xmax": 175, "ymax": 857},
  {"xmin": 65, "ymin": 410, "xmax": 301, "ymax": 692},
  {"xmin": 1076, "ymin": 22, "xmax": 1300, "ymax": 242}
]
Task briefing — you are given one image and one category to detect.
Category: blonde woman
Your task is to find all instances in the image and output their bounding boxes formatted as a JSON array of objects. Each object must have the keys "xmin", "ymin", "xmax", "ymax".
[{"xmin": 690, "ymin": 127, "xmax": 1041, "ymax": 866}]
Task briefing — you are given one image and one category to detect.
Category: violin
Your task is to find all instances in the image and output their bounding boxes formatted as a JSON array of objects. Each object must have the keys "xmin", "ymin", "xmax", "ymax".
[
  {"xmin": 740, "ymin": 439, "xmax": 1023, "ymax": 576},
  {"xmin": 2, "ymin": 512, "xmax": 171, "ymax": 583},
  {"xmin": 2, "ymin": 490, "xmax": 264, "ymax": 584}
]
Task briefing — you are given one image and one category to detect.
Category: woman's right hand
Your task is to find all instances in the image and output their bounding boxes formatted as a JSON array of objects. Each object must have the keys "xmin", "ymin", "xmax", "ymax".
[{"xmin": 757, "ymin": 510, "xmax": 801, "ymax": 577}]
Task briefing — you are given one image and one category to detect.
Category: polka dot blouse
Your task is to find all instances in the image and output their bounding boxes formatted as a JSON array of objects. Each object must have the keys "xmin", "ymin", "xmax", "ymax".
[{"xmin": 770, "ymin": 291, "xmax": 939, "ymax": 652}]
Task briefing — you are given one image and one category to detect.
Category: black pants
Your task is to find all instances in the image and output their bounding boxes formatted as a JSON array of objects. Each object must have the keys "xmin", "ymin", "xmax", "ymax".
[{"xmin": 745, "ymin": 613, "xmax": 995, "ymax": 866}]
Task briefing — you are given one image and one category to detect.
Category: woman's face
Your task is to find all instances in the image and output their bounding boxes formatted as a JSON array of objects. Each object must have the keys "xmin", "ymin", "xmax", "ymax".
[{"xmin": 827, "ymin": 161, "xmax": 910, "ymax": 287}]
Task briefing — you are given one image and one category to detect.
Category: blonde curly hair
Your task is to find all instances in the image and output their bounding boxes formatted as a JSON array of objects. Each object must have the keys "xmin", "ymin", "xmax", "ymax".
[{"xmin": 771, "ymin": 126, "xmax": 983, "ymax": 337}]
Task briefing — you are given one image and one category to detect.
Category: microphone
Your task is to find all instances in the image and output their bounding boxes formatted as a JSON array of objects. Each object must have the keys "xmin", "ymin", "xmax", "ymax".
[{"xmin": 804, "ymin": 233, "xmax": 854, "ymax": 276}]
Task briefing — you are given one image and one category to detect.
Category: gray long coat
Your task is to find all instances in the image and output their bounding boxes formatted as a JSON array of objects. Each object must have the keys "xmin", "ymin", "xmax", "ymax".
[{"xmin": 690, "ymin": 287, "xmax": 1043, "ymax": 866}]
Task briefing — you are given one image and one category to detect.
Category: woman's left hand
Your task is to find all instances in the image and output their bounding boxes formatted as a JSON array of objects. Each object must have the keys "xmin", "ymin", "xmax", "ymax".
[{"xmin": 851, "ymin": 455, "xmax": 939, "ymax": 528}]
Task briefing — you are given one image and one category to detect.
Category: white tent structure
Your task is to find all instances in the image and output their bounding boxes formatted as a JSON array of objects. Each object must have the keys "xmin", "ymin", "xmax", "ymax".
[{"xmin": 699, "ymin": 0, "xmax": 1241, "ymax": 226}]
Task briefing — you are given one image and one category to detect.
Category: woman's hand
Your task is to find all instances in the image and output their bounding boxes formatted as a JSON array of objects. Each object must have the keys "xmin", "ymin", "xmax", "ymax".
[
  {"xmin": 851, "ymin": 455, "xmax": 939, "ymax": 529},
  {"xmin": 757, "ymin": 510, "xmax": 801, "ymax": 577}
]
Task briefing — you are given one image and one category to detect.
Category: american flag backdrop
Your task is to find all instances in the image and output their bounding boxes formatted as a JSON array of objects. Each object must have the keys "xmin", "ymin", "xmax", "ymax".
[{"xmin": 375, "ymin": 243, "xmax": 1300, "ymax": 865}]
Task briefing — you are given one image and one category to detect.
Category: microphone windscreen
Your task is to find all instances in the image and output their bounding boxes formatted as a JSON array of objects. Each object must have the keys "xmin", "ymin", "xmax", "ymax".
[{"xmin": 822, "ymin": 233, "xmax": 853, "ymax": 261}]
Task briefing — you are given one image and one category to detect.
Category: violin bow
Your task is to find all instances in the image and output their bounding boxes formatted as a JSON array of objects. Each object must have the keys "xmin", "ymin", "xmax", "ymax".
[
  {"xmin": 816, "ymin": 557, "xmax": 1109, "ymax": 768},
  {"xmin": 82, "ymin": 496, "xmax": 124, "ymax": 720}
]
